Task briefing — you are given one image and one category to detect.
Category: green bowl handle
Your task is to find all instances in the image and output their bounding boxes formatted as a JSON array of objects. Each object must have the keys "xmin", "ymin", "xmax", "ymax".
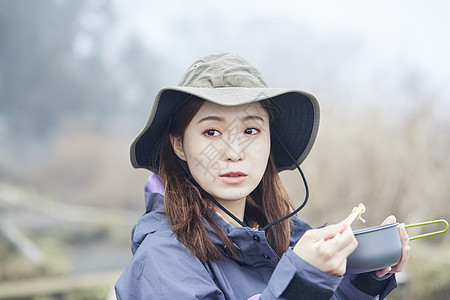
[{"xmin": 402, "ymin": 219, "xmax": 449, "ymax": 241}]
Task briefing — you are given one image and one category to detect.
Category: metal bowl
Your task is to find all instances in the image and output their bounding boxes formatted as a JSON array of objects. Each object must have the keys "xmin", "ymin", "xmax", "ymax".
[{"xmin": 346, "ymin": 223, "xmax": 402, "ymax": 275}]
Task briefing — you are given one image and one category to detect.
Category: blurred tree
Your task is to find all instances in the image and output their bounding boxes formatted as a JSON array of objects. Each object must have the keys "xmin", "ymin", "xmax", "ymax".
[
  {"xmin": 117, "ymin": 36, "xmax": 163, "ymax": 121},
  {"xmin": 0, "ymin": 0, "xmax": 118, "ymax": 139}
]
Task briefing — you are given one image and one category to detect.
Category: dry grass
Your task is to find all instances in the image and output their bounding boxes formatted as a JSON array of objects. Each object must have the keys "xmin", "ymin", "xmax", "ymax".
[
  {"xmin": 282, "ymin": 105, "xmax": 449, "ymax": 229},
  {"xmin": 280, "ymin": 101, "xmax": 450, "ymax": 299},
  {"xmin": 22, "ymin": 119, "xmax": 150, "ymax": 210}
]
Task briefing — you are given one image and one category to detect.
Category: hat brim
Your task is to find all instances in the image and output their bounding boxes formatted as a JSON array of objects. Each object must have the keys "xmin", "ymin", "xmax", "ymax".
[{"xmin": 130, "ymin": 86, "xmax": 320, "ymax": 173}]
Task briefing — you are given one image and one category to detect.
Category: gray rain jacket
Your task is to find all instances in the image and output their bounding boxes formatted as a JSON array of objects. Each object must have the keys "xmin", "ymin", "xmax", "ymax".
[{"xmin": 115, "ymin": 192, "xmax": 397, "ymax": 299}]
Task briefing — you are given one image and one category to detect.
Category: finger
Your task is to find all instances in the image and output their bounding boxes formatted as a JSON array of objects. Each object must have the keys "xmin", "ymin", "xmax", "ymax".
[
  {"xmin": 335, "ymin": 226, "xmax": 358, "ymax": 255},
  {"xmin": 322, "ymin": 225, "xmax": 357, "ymax": 258},
  {"xmin": 313, "ymin": 233, "xmax": 356, "ymax": 276},
  {"xmin": 391, "ymin": 244, "xmax": 410, "ymax": 273},
  {"xmin": 313, "ymin": 221, "xmax": 348, "ymax": 241},
  {"xmin": 381, "ymin": 215, "xmax": 396, "ymax": 225},
  {"xmin": 391, "ymin": 229, "xmax": 411, "ymax": 272},
  {"xmin": 375, "ymin": 267, "xmax": 392, "ymax": 277},
  {"xmin": 398, "ymin": 225, "xmax": 409, "ymax": 246},
  {"xmin": 392, "ymin": 225, "xmax": 410, "ymax": 269},
  {"xmin": 389, "ymin": 226, "xmax": 411, "ymax": 273}
]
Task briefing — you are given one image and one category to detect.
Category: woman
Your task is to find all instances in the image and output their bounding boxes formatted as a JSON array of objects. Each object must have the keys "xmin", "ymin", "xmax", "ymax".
[{"xmin": 115, "ymin": 53, "xmax": 409, "ymax": 299}]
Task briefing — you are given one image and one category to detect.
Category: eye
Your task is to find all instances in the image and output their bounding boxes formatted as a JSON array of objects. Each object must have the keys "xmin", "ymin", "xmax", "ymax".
[
  {"xmin": 244, "ymin": 128, "xmax": 260, "ymax": 135},
  {"xmin": 204, "ymin": 129, "xmax": 221, "ymax": 137}
]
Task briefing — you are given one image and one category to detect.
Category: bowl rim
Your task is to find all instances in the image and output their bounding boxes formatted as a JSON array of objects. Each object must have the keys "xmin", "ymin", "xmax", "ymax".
[{"xmin": 353, "ymin": 222, "xmax": 399, "ymax": 235}]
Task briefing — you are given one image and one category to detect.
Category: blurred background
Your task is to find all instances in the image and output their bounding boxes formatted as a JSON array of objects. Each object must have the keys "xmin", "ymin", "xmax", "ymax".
[{"xmin": 1, "ymin": 0, "xmax": 449, "ymax": 299}]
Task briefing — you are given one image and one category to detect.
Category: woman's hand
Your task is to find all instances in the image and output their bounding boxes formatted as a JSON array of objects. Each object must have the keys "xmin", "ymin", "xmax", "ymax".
[
  {"xmin": 375, "ymin": 215, "xmax": 410, "ymax": 277},
  {"xmin": 293, "ymin": 221, "xmax": 358, "ymax": 276}
]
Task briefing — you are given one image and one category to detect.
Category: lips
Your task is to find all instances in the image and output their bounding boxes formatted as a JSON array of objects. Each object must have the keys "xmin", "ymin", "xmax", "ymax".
[
  {"xmin": 220, "ymin": 172, "xmax": 247, "ymax": 178},
  {"xmin": 219, "ymin": 172, "xmax": 247, "ymax": 184}
]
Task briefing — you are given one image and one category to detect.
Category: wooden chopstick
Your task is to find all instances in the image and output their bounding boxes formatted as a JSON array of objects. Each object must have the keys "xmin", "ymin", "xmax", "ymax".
[{"xmin": 313, "ymin": 203, "xmax": 366, "ymax": 248}]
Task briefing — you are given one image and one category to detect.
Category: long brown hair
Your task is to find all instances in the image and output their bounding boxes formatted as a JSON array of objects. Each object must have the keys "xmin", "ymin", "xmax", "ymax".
[{"xmin": 158, "ymin": 96, "xmax": 292, "ymax": 262}]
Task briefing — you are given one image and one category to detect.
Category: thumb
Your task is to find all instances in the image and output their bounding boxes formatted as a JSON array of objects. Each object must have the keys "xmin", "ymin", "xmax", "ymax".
[
  {"xmin": 318, "ymin": 221, "xmax": 348, "ymax": 240},
  {"xmin": 381, "ymin": 215, "xmax": 396, "ymax": 225}
]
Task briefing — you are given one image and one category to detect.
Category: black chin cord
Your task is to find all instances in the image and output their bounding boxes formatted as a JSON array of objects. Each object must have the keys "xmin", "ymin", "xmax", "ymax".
[
  {"xmin": 178, "ymin": 159, "xmax": 248, "ymax": 227},
  {"xmin": 261, "ymin": 128, "xmax": 309, "ymax": 231}
]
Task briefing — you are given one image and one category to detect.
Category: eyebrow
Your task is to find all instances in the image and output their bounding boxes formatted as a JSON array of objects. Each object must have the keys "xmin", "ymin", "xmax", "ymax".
[
  {"xmin": 197, "ymin": 116, "xmax": 224, "ymax": 124},
  {"xmin": 197, "ymin": 115, "xmax": 266, "ymax": 124}
]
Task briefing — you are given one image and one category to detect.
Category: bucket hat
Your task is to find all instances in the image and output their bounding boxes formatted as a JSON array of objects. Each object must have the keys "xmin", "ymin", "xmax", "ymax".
[{"xmin": 130, "ymin": 53, "xmax": 320, "ymax": 173}]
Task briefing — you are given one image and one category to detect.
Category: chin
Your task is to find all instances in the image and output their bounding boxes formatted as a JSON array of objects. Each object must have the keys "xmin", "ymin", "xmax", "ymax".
[{"xmin": 216, "ymin": 191, "xmax": 252, "ymax": 202}]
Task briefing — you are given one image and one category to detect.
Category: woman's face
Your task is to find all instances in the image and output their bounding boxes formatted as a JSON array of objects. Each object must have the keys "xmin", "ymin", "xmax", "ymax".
[{"xmin": 171, "ymin": 101, "xmax": 271, "ymax": 204}]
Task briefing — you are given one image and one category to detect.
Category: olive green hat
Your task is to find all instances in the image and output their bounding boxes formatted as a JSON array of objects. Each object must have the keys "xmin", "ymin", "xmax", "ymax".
[{"xmin": 130, "ymin": 53, "xmax": 320, "ymax": 173}]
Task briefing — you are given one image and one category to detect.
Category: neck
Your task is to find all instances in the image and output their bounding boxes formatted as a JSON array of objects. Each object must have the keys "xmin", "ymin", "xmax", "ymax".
[{"xmin": 213, "ymin": 198, "xmax": 247, "ymax": 227}]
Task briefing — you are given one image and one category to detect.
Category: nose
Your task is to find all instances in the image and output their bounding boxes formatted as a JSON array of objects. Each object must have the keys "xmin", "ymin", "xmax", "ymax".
[{"xmin": 222, "ymin": 140, "xmax": 244, "ymax": 162}]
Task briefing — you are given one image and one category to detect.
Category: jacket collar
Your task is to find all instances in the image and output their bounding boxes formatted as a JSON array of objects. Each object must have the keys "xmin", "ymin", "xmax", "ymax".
[{"xmin": 134, "ymin": 192, "xmax": 310, "ymax": 267}]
